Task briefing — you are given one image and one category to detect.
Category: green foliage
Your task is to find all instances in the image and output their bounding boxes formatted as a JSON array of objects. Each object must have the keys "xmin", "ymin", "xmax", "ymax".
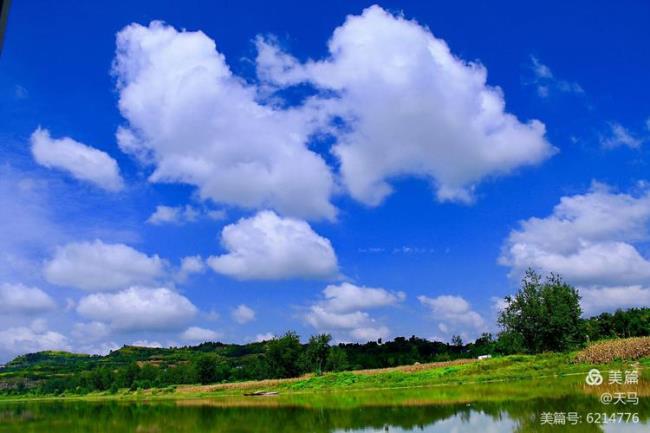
[
  {"xmin": 195, "ymin": 355, "xmax": 218, "ymax": 385},
  {"xmin": 266, "ymin": 331, "xmax": 303, "ymax": 378},
  {"xmin": 497, "ymin": 269, "xmax": 584, "ymax": 353},
  {"xmin": 302, "ymin": 334, "xmax": 331, "ymax": 375},
  {"xmin": 583, "ymin": 307, "xmax": 650, "ymax": 341},
  {"xmin": 325, "ymin": 346, "xmax": 349, "ymax": 372}
]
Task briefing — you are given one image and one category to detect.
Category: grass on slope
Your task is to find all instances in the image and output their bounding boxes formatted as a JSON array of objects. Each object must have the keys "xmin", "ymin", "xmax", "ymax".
[{"xmin": 202, "ymin": 353, "xmax": 648, "ymax": 395}]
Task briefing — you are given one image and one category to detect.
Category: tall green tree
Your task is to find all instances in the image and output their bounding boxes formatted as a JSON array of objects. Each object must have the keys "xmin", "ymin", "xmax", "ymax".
[
  {"xmin": 195, "ymin": 355, "xmax": 218, "ymax": 384},
  {"xmin": 498, "ymin": 269, "xmax": 584, "ymax": 353},
  {"xmin": 325, "ymin": 346, "xmax": 349, "ymax": 372},
  {"xmin": 451, "ymin": 335, "xmax": 463, "ymax": 347},
  {"xmin": 302, "ymin": 334, "xmax": 331, "ymax": 375},
  {"xmin": 265, "ymin": 331, "xmax": 303, "ymax": 378}
]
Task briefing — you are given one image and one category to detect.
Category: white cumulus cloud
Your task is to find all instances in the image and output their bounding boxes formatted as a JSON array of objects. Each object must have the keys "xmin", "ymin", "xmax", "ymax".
[
  {"xmin": 306, "ymin": 306, "xmax": 370, "ymax": 330},
  {"xmin": 76, "ymin": 286, "xmax": 197, "ymax": 332},
  {"xmin": 256, "ymin": 5, "xmax": 554, "ymax": 205},
  {"xmin": 208, "ymin": 211, "xmax": 338, "ymax": 280},
  {"xmin": 305, "ymin": 282, "xmax": 403, "ymax": 342},
  {"xmin": 147, "ymin": 205, "xmax": 197, "ymax": 225},
  {"xmin": 580, "ymin": 286, "xmax": 650, "ymax": 315},
  {"xmin": 0, "ymin": 283, "xmax": 56, "ymax": 314},
  {"xmin": 44, "ymin": 240, "xmax": 166, "ymax": 291},
  {"xmin": 181, "ymin": 326, "xmax": 221, "ymax": 342},
  {"xmin": 231, "ymin": 304, "xmax": 256, "ymax": 324},
  {"xmin": 30, "ymin": 128, "xmax": 123, "ymax": 191},
  {"xmin": 320, "ymin": 282, "xmax": 405, "ymax": 313},
  {"xmin": 176, "ymin": 255, "xmax": 206, "ymax": 282},
  {"xmin": 0, "ymin": 324, "xmax": 69, "ymax": 361},
  {"xmin": 500, "ymin": 182, "xmax": 650, "ymax": 313},
  {"xmin": 113, "ymin": 21, "xmax": 336, "ymax": 220},
  {"xmin": 350, "ymin": 326, "xmax": 389, "ymax": 342},
  {"xmin": 500, "ymin": 183, "xmax": 650, "ymax": 286},
  {"xmin": 418, "ymin": 294, "xmax": 486, "ymax": 340}
]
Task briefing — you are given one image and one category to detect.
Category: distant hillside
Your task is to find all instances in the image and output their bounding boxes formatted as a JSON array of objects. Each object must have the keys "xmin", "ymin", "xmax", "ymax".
[
  {"xmin": 3, "ymin": 351, "xmax": 95, "ymax": 372},
  {"xmin": 1, "ymin": 341, "xmax": 268, "ymax": 379}
]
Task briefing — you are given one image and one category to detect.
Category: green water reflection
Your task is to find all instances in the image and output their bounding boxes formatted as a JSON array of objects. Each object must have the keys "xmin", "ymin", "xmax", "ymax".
[{"xmin": 0, "ymin": 393, "xmax": 647, "ymax": 432}]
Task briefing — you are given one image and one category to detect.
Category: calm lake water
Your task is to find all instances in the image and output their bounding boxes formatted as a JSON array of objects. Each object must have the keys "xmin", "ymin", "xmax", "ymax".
[{"xmin": 0, "ymin": 393, "xmax": 648, "ymax": 433}]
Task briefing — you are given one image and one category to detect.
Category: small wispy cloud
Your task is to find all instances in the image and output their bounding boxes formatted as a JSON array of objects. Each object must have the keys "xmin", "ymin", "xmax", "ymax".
[
  {"xmin": 147, "ymin": 204, "xmax": 226, "ymax": 225},
  {"xmin": 528, "ymin": 56, "xmax": 584, "ymax": 98},
  {"xmin": 600, "ymin": 122, "xmax": 643, "ymax": 149}
]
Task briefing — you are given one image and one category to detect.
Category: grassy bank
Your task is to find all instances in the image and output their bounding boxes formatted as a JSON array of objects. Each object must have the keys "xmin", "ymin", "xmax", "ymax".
[
  {"xmin": 191, "ymin": 352, "xmax": 650, "ymax": 396},
  {"xmin": 1, "ymin": 351, "xmax": 647, "ymax": 407}
]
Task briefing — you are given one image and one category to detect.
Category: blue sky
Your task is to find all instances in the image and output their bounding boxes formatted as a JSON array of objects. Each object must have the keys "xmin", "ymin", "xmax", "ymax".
[{"xmin": 1, "ymin": 0, "xmax": 649, "ymax": 361}]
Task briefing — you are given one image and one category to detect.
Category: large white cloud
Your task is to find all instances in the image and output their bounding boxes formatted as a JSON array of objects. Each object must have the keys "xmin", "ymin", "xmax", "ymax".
[
  {"xmin": 76, "ymin": 286, "xmax": 197, "ymax": 331},
  {"xmin": 418, "ymin": 294, "xmax": 486, "ymax": 340},
  {"xmin": 44, "ymin": 240, "xmax": 166, "ymax": 291},
  {"xmin": 208, "ymin": 211, "xmax": 338, "ymax": 280},
  {"xmin": 500, "ymin": 182, "xmax": 650, "ymax": 313},
  {"xmin": 0, "ymin": 324, "xmax": 69, "ymax": 360},
  {"xmin": 580, "ymin": 286, "xmax": 650, "ymax": 315},
  {"xmin": 319, "ymin": 282, "xmax": 405, "ymax": 313},
  {"xmin": 113, "ymin": 21, "xmax": 336, "ymax": 220},
  {"xmin": 500, "ymin": 183, "xmax": 650, "ymax": 285},
  {"xmin": 31, "ymin": 128, "xmax": 124, "ymax": 191},
  {"xmin": 306, "ymin": 306, "xmax": 370, "ymax": 330},
  {"xmin": 0, "ymin": 283, "xmax": 56, "ymax": 314},
  {"xmin": 305, "ymin": 282, "xmax": 403, "ymax": 342},
  {"xmin": 256, "ymin": 5, "xmax": 554, "ymax": 204}
]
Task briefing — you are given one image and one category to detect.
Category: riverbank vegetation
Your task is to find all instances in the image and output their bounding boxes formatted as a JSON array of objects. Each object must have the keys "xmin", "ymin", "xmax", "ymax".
[{"xmin": 1, "ymin": 348, "xmax": 648, "ymax": 404}]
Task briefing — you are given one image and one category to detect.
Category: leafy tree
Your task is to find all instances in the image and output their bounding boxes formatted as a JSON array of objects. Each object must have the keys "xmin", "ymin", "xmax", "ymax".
[
  {"xmin": 584, "ymin": 308, "xmax": 650, "ymax": 341},
  {"xmin": 498, "ymin": 269, "xmax": 584, "ymax": 353},
  {"xmin": 117, "ymin": 362, "xmax": 140, "ymax": 389},
  {"xmin": 451, "ymin": 335, "xmax": 463, "ymax": 347},
  {"xmin": 265, "ymin": 331, "xmax": 303, "ymax": 378},
  {"xmin": 139, "ymin": 364, "xmax": 159, "ymax": 383},
  {"xmin": 195, "ymin": 355, "xmax": 218, "ymax": 384},
  {"xmin": 325, "ymin": 346, "xmax": 349, "ymax": 372},
  {"xmin": 302, "ymin": 334, "xmax": 331, "ymax": 375}
]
